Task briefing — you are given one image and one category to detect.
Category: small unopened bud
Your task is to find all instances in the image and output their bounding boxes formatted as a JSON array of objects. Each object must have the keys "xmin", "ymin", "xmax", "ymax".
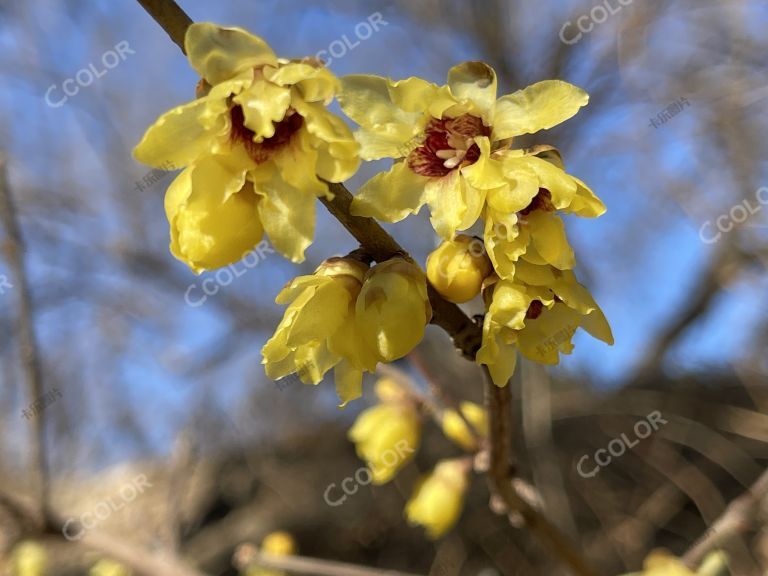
[{"xmin": 427, "ymin": 235, "xmax": 493, "ymax": 303}]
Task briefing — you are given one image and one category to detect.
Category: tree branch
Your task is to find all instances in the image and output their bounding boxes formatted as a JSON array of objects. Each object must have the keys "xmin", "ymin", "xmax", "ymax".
[
  {"xmin": 0, "ymin": 153, "xmax": 50, "ymax": 523},
  {"xmin": 482, "ymin": 366, "xmax": 599, "ymax": 576},
  {"xmin": 234, "ymin": 544, "xmax": 425, "ymax": 576},
  {"xmin": 683, "ymin": 467, "xmax": 768, "ymax": 568},
  {"xmin": 135, "ymin": 0, "xmax": 193, "ymax": 54}
]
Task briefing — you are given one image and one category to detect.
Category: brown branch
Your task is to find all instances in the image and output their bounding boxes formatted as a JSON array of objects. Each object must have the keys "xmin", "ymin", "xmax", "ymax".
[
  {"xmin": 482, "ymin": 366, "xmax": 600, "ymax": 576},
  {"xmin": 683, "ymin": 468, "xmax": 768, "ymax": 568},
  {"xmin": 0, "ymin": 153, "xmax": 50, "ymax": 523},
  {"xmin": 321, "ymin": 184, "xmax": 482, "ymax": 359},
  {"xmin": 135, "ymin": 0, "xmax": 193, "ymax": 54},
  {"xmin": 234, "ymin": 544, "xmax": 425, "ymax": 576}
]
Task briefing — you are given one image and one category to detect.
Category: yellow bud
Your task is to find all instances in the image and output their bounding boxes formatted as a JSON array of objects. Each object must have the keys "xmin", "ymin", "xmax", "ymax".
[
  {"xmin": 441, "ymin": 402, "xmax": 488, "ymax": 450},
  {"xmin": 405, "ymin": 459, "xmax": 469, "ymax": 539},
  {"xmin": 315, "ymin": 256, "xmax": 369, "ymax": 283},
  {"xmin": 11, "ymin": 541, "xmax": 47, "ymax": 576},
  {"xmin": 373, "ymin": 376, "xmax": 411, "ymax": 404},
  {"xmin": 89, "ymin": 559, "xmax": 132, "ymax": 576},
  {"xmin": 261, "ymin": 531, "xmax": 296, "ymax": 556},
  {"xmin": 426, "ymin": 235, "xmax": 492, "ymax": 303},
  {"xmin": 348, "ymin": 402, "xmax": 420, "ymax": 484},
  {"xmin": 356, "ymin": 258, "xmax": 432, "ymax": 362}
]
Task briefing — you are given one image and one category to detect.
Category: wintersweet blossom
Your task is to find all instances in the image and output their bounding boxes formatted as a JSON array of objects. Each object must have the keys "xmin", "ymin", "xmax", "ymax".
[{"xmin": 134, "ymin": 23, "xmax": 359, "ymax": 271}]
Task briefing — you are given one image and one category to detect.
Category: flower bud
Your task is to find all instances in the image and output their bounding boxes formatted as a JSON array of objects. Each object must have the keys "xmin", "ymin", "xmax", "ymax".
[
  {"xmin": 261, "ymin": 256, "xmax": 375, "ymax": 405},
  {"xmin": 405, "ymin": 459, "xmax": 470, "ymax": 539},
  {"xmin": 356, "ymin": 258, "xmax": 432, "ymax": 362},
  {"xmin": 426, "ymin": 235, "xmax": 492, "ymax": 303},
  {"xmin": 441, "ymin": 402, "xmax": 487, "ymax": 451},
  {"xmin": 348, "ymin": 388, "xmax": 421, "ymax": 484}
]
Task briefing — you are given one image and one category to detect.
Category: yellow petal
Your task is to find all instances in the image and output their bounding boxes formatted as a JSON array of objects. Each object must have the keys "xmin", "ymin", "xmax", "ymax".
[
  {"xmin": 293, "ymin": 99, "xmax": 351, "ymax": 145},
  {"xmin": 185, "ymin": 23, "xmax": 278, "ymax": 85},
  {"xmin": 479, "ymin": 333, "xmax": 518, "ymax": 388},
  {"xmin": 338, "ymin": 74, "xmax": 419, "ymax": 128},
  {"xmin": 514, "ymin": 260, "xmax": 558, "ymax": 286},
  {"xmin": 356, "ymin": 260, "xmax": 431, "ymax": 362},
  {"xmin": 484, "ymin": 213, "xmax": 528, "ymax": 279},
  {"xmin": 266, "ymin": 62, "xmax": 339, "ymax": 103},
  {"xmin": 315, "ymin": 141, "xmax": 361, "ymax": 182},
  {"xmin": 565, "ymin": 176, "xmax": 607, "ymax": 218},
  {"xmin": 525, "ymin": 211, "xmax": 575, "ymax": 270},
  {"xmin": 425, "ymin": 170, "xmax": 467, "ymax": 239},
  {"xmin": 460, "ymin": 137, "xmax": 506, "ymax": 191},
  {"xmin": 283, "ymin": 280, "xmax": 350, "ymax": 345},
  {"xmin": 447, "ymin": 61, "xmax": 498, "ymax": 117},
  {"xmin": 517, "ymin": 304, "xmax": 581, "ymax": 365},
  {"xmin": 351, "ymin": 161, "xmax": 428, "ymax": 222},
  {"xmin": 354, "ymin": 124, "xmax": 419, "ymax": 160},
  {"xmin": 487, "ymin": 161, "xmax": 540, "ymax": 213},
  {"xmin": 488, "ymin": 280, "xmax": 532, "ymax": 330},
  {"xmin": 334, "ymin": 360, "xmax": 363, "ymax": 407},
  {"xmin": 552, "ymin": 271, "xmax": 598, "ymax": 315},
  {"xmin": 133, "ymin": 96, "xmax": 224, "ymax": 169},
  {"xmin": 581, "ymin": 306, "xmax": 615, "ymax": 345},
  {"xmin": 493, "ymin": 80, "xmax": 588, "ymax": 140},
  {"xmin": 233, "ymin": 79, "xmax": 292, "ymax": 141},
  {"xmin": 518, "ymin": 156, "xmax": 577, "ymax": 210},
  {"xmin": 256, "ymin": 167, "xmax": 316, "ymax": 263},
  {"xmin": 167, "ymin": 159, "xmax": 262, "ymax": 273},
  {"xmin": 271, "ymin": 128, "xmax": 329, "ymax": 197}
]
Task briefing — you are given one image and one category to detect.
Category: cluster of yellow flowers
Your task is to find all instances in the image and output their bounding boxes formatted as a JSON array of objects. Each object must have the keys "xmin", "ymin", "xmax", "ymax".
[
  {"xmin": 261, "ymin": 257, "xmax": 430, "ymax": 405},
  {"xmin": 134, "ymin": 23, "xmax": 613, "ymax": 397},
  {"xmin": 347, "ymin": 377, "xmax": 486, "ymax": 538}
]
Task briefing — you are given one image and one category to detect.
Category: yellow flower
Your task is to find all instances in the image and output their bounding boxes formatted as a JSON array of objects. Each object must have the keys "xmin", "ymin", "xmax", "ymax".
[
  {"xmin": 348, "ymin": 377, "xmax": 421, "ymax": 484},
  {"xmin": 483, "ymin": 148, "xmax": 605, "ymax": 279},
  {"xmin": 11, "ymin": 541, "xmax": 47, "ymax": 576},
  {"xmin": 247, "ymin": 532, "xmax": 296, "ymax": 576},
  {"xmin": 426, "ymin": 235, "xmax": 492, "ymax": 303},
  {"xmin": 134, "ymin": 23, "xmax": 359, "ymax": 271},
  {"xmin": 262, "ymin": 258, "xmax": 432, "ymax": 405},
  {"xmin": 338, "ymin": 62, "xmax": 597, "ymax": 243},
  {"xmin": 356, "ymin": 258, "xmax": 432, "ymax": 362},
  {"xmin": 477, "ymin": 261, "xmax": 613, "ymax": 387},
  {"xmin": 441, "ymin": 401, "xmax": 487, "ymax": 451},
  {"xmin": 261, "ymin": 257, "xmax": 376, "ymax": 405},
  {"xmin": 405, "ymin": 459, "xmax": 469, "ymax": 539}
]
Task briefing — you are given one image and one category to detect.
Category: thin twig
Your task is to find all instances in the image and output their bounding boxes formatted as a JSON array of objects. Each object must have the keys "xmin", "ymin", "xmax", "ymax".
[
  {"xmin": 0, "ymin": 153, "xmax": 50, "ymax": 524},
  {"xmin": 482, "ymin": 366, "xmax": 600, "ymax": 576},
  {"xmin": 234, "ymin": 544, "xmax": 425, "ymax": 576},
  {"xmin": 135, "ymin": 0, "xmax": 193, "ymax": 54},
  {"xmin": 320, "ymin": 184, "xmax": 482, "ymax": 359},
  {"xmin": 683, "ymin": 468, "xmax": 768, "ymax": 568}
]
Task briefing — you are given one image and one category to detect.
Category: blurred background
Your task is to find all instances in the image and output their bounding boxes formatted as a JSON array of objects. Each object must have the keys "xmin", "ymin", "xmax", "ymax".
[{"xmin": 0, "ymin": 0, "xmax": 767, "ymax": 574}]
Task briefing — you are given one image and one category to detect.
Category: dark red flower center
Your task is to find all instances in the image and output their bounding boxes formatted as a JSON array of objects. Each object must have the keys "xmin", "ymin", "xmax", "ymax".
[
  {"xmin": 229, "ymin": 105, "xmax": 304, "ymax": 163},
  {"xmin": 526, "ymin": 300, "xmax": 544, "ymax": 320},
  {"xmin": 407, "ymin": 114, "xmax": 491, "ymax": 177},
  {"xmin": 519, "ymin": 189, "xmax": 555, "ymax": 216}
]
